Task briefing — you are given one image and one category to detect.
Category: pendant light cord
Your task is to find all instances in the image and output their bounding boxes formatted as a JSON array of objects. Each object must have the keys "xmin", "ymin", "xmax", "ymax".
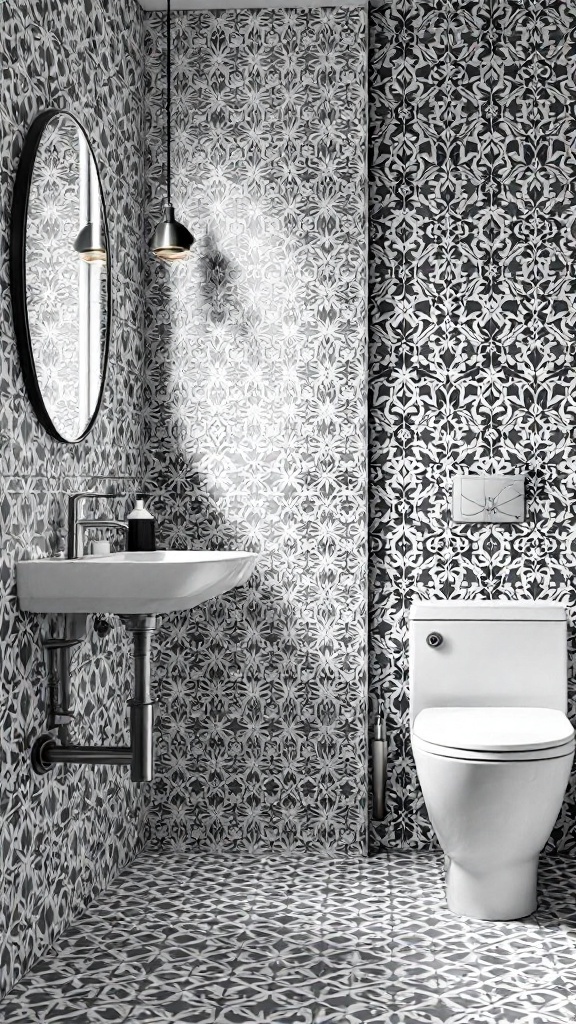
[{"xmin": 166, "ymin": 0, "xmax": 171, "ymax": 206}]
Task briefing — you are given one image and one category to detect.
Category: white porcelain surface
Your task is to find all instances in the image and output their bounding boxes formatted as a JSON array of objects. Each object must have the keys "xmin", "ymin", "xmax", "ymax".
[
  {"xmin": 409, "ymin": 599, "xmax": 573, "ymax": 921},
  {"xmin": 413, "ymin": 742, "xmax": 574, "ymax": 920},
  {"xmin": 16, "ymin": 550, "xmax": 258, "ymax": 615},
  {"xmin": 409, "ymin": 603, "xmax": 567, "ymax": 723},
  {"xmin": 410, "ymin": 599, "xmax": 566, "ymax": 620},
  {"xmin": 414, "ymin": 706, "xmax": 574, "ymax": 752},
  {"xmin": 413, "ymin": 735, "xmax": 575, "ymax": 762}
]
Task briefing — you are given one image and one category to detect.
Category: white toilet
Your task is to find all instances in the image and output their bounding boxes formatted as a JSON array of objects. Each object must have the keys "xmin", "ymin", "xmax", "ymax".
[{"xmin": 410, "ymin": 599, "xmax": 575, "ymax": 921}]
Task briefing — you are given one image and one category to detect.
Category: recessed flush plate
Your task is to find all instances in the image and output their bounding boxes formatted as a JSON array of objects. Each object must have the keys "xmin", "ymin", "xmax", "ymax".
[{"xmin": 452, "ymin": 474, "xmax": 526, "ymax": 524}]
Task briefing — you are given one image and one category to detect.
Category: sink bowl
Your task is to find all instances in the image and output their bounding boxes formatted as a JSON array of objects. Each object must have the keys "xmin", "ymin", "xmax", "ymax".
[{"xmin": 16, "ymin": 550, "xmax": 258, "ymax": 615}]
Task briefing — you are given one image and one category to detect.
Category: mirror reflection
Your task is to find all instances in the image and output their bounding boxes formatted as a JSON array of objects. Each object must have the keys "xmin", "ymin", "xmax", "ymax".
[{"xmin": 12, "ymin": 111, "xmax": 110, "ymax": 443}]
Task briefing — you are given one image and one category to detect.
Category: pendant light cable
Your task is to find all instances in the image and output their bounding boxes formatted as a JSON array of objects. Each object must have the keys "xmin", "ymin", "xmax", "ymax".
[
  {"xmin": 148, "ymin": 0, "xmax": 194, "ymax": 260},
  {"xmin": 166, "ymin": 0, "xmax": 171, "ymax": 206}
]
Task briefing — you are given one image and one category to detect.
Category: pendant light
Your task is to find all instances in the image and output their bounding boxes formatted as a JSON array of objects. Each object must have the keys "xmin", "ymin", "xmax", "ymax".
[
  {"xmin": 74, "ymin": 222, "xmax": 107, "ymax": 263},
  {"xmin": 74, "ymin": 132, "xmax": 107, "ymax": 263},
  {"xmin": 149, "ymin": 0, "xmax": 194, "ymax": 261}
]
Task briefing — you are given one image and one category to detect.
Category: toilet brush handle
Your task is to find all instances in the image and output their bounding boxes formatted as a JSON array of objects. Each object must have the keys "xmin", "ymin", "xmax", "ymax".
[
  {"xmin": 372, "ymin": 739, "xmax": 386, "ymax": 820},
  {"xmin": 372, "ymin": 701, "xmax": 387, "ymax": 821}
]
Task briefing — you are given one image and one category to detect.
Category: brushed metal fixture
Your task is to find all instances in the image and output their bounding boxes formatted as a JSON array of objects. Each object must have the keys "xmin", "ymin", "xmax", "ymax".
[
  {"xmin": 68, "ymin": 492, "xmax": 128, "ymax": 559},
  {"xmin": 426, "ymin": 632, "xmax": 444, "ymax": 648},
  {"xmin": 31, "ymin": 613, "xmax": 157, "ymax": 783},
  {"xmin": 452, "ymin": 474, "xmax": 526, "ymax": 523},
  {"xmin": 31, "ymin": 735, "xmax": 132, "ymax": 771},
  {"xmin": 149, "ymin": 0, "xmax": 194, "ymax": 261},
  {"xmin": 372, "ymin": 699, "xmax": 387, "ymax": 821},
  {"xmin": 73, "ymin": 220, "xmax": 107, "ymax": 263},
  {"xmin": 149, "ymin": 202, "xmax": 193, "ymax": 262}
]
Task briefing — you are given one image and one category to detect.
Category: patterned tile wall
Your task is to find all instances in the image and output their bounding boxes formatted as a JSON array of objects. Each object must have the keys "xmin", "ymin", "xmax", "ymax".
[
  {"xmin": 369, "ymin": 0, "xmax": 576, "ymax": 851},
  {"xmin": 0, "ymin": 0, "xmax": 148, "ymax": 996},
  {"xmin": 143, "ymin": 7, "xmax": 369, "ymax": 854}
]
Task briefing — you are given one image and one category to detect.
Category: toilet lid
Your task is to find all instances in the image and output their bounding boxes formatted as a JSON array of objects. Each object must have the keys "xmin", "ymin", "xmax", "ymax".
[{"xmin": 413, "ymin": 707, "xmax": 574, "ymax": 752}]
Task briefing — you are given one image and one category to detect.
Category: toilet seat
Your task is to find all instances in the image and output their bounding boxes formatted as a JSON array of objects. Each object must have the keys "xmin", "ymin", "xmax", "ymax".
[{"xmin": 413, "ymin": 707, "xmax": 575, "ymax": 762}]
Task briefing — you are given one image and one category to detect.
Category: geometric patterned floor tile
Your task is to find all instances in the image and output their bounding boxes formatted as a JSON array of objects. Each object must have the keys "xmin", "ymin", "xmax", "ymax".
[{"xmin": 2, "ymin": 850, "xmax": 576, "ymax": 1023}]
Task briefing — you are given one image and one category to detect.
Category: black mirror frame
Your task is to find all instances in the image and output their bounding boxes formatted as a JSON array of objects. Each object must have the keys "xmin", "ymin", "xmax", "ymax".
[{"xmin": 10, "ymin": 109, "xmax": 112, "ymax": 445}]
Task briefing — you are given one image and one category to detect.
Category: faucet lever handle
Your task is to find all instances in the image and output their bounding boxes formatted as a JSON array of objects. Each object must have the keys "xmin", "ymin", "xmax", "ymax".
[{"xmin": 68, "ymin": 492, "xmax": 127, "ymax": 559}]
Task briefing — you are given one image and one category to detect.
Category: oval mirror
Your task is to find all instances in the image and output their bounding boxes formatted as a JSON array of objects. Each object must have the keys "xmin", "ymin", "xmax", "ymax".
[{"xmin": 10, "ymin": 110, "xmax": 111, "ymax": 443}]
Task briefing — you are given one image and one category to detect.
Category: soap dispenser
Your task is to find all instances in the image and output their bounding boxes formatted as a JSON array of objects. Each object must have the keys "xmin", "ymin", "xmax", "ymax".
[{"xmin": 127, "ymin": 498, "xmax": 156, "ymax": 552}]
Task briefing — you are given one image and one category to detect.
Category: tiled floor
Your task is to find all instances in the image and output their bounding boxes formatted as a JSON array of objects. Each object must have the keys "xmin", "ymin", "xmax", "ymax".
[{"xmin": 2, "ymin": 850, "xmax": 576, "ymax": 1023}]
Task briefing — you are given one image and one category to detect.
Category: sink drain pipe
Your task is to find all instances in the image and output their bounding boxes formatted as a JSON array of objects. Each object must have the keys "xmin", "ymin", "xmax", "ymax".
[{"xmin": 31, "ymin": 614, "xmax": 157, "ymax": 783}]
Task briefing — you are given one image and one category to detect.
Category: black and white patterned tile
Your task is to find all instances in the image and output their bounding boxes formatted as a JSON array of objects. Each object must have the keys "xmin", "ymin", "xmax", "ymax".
[
  {"xmin": 0, "ymin": 0, "xmax": 148, "ymax": 996},
  {"xmin": 4, "ymin": 0, "xmax": 576, "ymax": 1001},
  {"xmin": 2, "ymin": 849, "xmax": 576, "ymax": 1023},
  {"xmin": 368, "ymin": 0, "xmax": 576, "ymax": 852},
  {"xmin": 142, "ymin": 7, "xmax": 369, "ymax": 855}
]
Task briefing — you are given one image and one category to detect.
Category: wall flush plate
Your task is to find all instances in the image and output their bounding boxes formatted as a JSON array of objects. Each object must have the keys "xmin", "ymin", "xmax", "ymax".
[{"xmin": 452, "ymin": 474, "xmax": 526, "ymax": 523}]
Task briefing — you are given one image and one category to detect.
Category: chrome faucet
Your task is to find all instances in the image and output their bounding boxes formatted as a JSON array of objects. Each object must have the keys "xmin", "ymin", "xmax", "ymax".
[{"xmin": 67, "ymin": 492, "xmax": 128, "ymax": 559}]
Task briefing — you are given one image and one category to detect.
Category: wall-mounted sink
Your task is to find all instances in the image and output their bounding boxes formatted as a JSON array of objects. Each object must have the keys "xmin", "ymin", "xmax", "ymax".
[{"xmin": 17, "ymin": 550, "xmax": 257, "ymax": 615}]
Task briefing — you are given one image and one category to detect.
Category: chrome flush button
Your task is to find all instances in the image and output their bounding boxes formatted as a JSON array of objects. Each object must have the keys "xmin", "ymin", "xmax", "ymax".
[{"xmin": 426, "ymin": 632, "xmax": 443, "ymax": 649}]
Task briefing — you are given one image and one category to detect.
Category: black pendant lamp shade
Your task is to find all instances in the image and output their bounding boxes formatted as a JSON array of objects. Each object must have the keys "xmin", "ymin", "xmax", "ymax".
[
  {"xmin": 149, "ymin": 0, "xmax": 194, "ymax": 262},
  {"xmin": 74, "ymin": 220, "xmax": 107, "ymax": 263}
]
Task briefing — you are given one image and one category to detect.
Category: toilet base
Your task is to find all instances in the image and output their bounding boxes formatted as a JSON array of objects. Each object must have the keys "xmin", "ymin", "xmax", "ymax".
[{"xmin": 445, "ymin": 857, "xmax": 538, "ymax": 921}]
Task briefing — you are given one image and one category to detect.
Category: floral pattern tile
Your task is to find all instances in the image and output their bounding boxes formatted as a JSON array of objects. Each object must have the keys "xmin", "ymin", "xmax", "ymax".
[
  {"xmin": 142, "ymin": 7, "xmax": 369, "ymax": 855},
  {"xmin": 368, "ymin": 0, "xmax": 576, "ymax": 852},
  {"xmin": 3, "ymin": 850, "xmax": 576, "ymax": 1022},
  {"xmin": 0, "ymin": 0, "xmax": 147, "ymax": 996},
  {"xmin": 4, "ymin": 0, "xmax": 576, "ymax": 1004}
]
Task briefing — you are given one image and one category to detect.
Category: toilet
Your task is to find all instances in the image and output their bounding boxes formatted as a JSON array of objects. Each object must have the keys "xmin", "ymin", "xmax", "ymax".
[{"xmin": 410, "ymin": 599, "xmax": 575, "ymax": 921}]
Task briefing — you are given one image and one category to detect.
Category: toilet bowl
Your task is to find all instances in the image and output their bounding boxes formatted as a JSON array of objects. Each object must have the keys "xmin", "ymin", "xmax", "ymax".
[
  {"xmin": 412, "ymin": 706, "xmax": 574, "ymax": 920},
  {"xmin": 409, "ymin": 600, "xmax": 575, "ymax": 921}
]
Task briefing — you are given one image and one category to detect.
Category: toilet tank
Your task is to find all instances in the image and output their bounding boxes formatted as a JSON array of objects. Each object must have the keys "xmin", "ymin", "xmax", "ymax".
[{"xmin": 409, "ymin": 600, "xmax": 567, "ymax": 723}]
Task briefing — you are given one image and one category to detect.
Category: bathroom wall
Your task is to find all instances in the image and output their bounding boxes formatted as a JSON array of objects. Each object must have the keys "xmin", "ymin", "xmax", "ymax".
[
  {"xmin": 0, "ymin": 0, "xmax": 147, "ymax": 994},
  {"xmin": 143, "ymin": 7, "xmax": 368, "ymax": 853},
  {"xmin": 369, "ymin": 0, "xmax": 576, "ymax": 851}
]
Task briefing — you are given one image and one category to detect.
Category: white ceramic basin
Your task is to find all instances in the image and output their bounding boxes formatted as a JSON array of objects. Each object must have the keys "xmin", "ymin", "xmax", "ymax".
[{"xmin": 16, "ymin": 550, "xmax": 258, "ymax": 615}]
